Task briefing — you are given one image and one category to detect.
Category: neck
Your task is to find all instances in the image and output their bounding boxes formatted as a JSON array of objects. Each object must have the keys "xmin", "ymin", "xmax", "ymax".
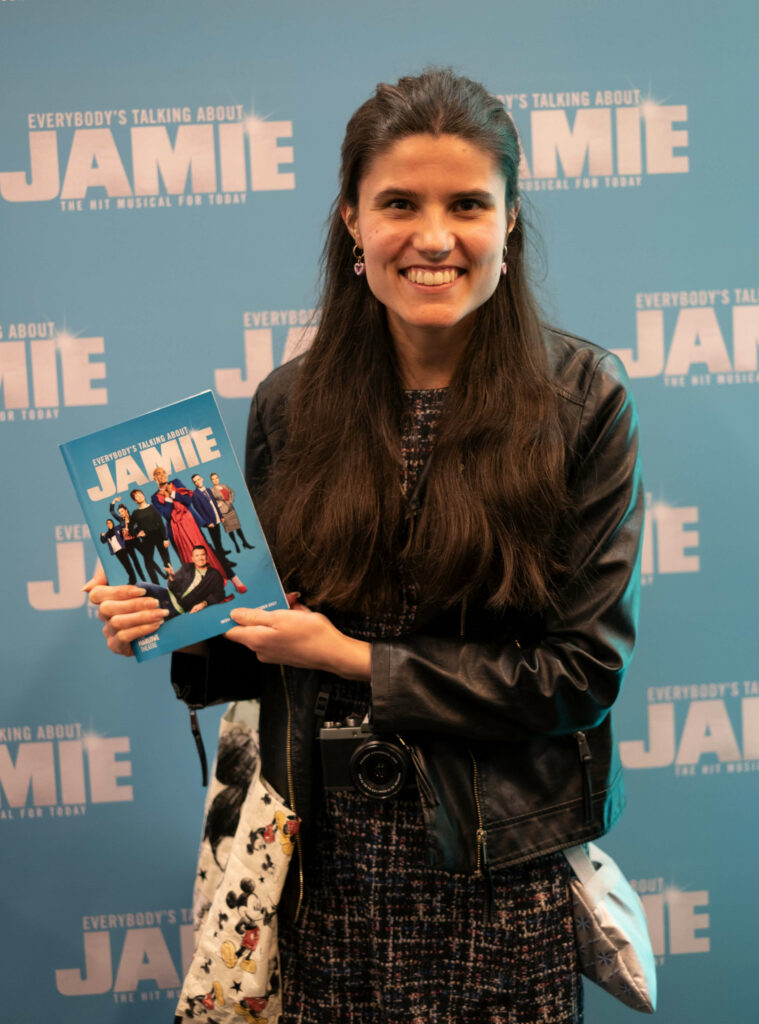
[{"xmin": 388, "ymin": 315, "xmax": 472, "ymax": 389}]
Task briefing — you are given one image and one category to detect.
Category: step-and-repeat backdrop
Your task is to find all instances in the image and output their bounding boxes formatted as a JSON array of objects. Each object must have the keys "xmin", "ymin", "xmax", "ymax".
[{"xmin": 2, "ymin": 1, "xmax": 756, "ymax": 1021}]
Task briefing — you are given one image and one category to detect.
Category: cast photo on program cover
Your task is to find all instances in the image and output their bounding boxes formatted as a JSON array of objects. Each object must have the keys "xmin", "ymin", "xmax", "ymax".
[{"xmin": 100, "ymin": 466, "xmax": 250, "ymax": 606}]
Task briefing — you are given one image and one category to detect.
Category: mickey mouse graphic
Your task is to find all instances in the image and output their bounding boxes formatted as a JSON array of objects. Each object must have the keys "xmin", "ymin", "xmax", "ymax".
[
  {"xmin": 233, "ymin": 994, "xmax": 269, "ymax": 1023},
  {"xmin": 221, "ymin": 878, "xmax": 276, "ymax": 973},
  {"xmin": 246, "ymin": 809, "xmax": 300, "ymax": 860},
  {"xmin": 183, "ymin": 979, "xmax": 225, "ymax": 1017}
]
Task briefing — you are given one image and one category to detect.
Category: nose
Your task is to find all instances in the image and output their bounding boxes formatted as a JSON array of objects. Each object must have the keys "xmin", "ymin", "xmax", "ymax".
[{"xmin": 413, "ymin": 210, "xmax": 453, "ymax": 259}]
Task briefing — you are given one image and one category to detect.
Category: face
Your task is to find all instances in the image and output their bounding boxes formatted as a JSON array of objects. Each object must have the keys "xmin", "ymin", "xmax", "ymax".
[
  {"xmin": 133, "ymin": 490, "xmax": 145, "ymax": 504},
  {"xmin": 210, "ymin": 474, "xmax": 219, "ymax": 485},
  {"xmin": 106, "ymin": 519, "xmax": 114, "ymax": 529},
  {"xmin": 191, "ymin": 547, "xmax": 208, "ymax": 570},
  {"xmin": 153, "ymin": 468, "xmax": 168, "ymax": 485},
  {"xmin": 343, "ymin": 134, "xmax": 516, "ymax": 348},
  {"xmin": 192, "ymin": 475, "xmax": 203, "ymax": 487}
]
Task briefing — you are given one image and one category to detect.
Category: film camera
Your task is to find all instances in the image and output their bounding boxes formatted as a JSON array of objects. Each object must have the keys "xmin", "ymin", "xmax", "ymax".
[{"xmin": 319, "ymin": 714, "xmax": 412, "ymax": 799}]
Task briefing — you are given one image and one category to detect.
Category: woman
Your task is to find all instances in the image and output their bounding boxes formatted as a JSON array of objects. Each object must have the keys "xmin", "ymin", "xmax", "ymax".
[
  {"xmin": 209, "ymin": 471, "xmax": 254, "ymax": 552},
  {"xmin": 88, "ymin": 69, "xmax": 643, "ymax": 1023}
]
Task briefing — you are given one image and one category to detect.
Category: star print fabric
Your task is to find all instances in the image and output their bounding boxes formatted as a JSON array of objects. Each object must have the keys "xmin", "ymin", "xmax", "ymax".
[
  {"xmin": 564, "ymin": 844, "xmax": 656, "ymax": 1012},
  {"xmin": 175, "ymin": 705, "xmax": 300, "ymax": 1023}
]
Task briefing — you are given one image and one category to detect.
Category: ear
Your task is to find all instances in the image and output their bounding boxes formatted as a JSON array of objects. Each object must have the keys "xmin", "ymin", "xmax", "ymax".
[
  {"xmin": 340, "ymin": 204, "xmax": 361, "ymax": 246},
  {"xmin": 507, "ymin": 199, "xmax": 520, "ymax": 236}
]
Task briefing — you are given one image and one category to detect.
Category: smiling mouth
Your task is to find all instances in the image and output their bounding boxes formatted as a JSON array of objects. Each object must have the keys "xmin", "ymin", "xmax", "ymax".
[{"xmin": 402, "ymin": 267, "xmax": 462, "ymax": 286}]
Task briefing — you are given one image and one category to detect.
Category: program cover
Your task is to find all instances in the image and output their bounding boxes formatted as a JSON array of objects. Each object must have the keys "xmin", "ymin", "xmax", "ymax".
[{"xmin": 60, "ymin": 390, "xmax": 287, "ymax": 661}]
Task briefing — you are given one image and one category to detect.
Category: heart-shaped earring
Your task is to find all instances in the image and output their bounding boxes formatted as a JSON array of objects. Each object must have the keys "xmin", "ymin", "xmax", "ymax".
[{"xmin": 353, "ymin": 243, "xmax": 365, "ymax": 276}]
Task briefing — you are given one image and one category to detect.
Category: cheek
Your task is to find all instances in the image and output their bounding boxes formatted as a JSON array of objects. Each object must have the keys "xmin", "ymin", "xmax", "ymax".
[
  {"xmin": 362, "ymin": 230, "xmax": 401, "ymax": 297},
  {"xmin": 362, "ymin": 224, "xmax": 396, "ymax": 264},
  {"xmin": 469, "ymin": 226, "xmax": 506, "ymax": 264}
]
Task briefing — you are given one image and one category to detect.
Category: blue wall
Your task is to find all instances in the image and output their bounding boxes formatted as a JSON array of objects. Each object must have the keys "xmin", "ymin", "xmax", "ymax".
[{"xmin": 1, "ymin": 1, "xmax": 757, "ymax": 1020}]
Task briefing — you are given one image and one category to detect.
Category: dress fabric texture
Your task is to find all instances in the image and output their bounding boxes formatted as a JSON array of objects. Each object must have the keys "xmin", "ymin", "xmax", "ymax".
[{"xmin": 279, "ymin": 389, "xmax": 582, "ymax": 1024}]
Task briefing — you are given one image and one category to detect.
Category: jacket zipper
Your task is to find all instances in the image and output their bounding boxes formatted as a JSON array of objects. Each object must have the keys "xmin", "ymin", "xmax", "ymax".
[
  {"xmin": 574, "ymin": 730, "xmax": 595, "ymax": 826},
  {"xmin": 469, "ymin": 748, "xmax": 495, "ymax": 920},
  {"xmin": 470, "ymin": 749, "xmax": 485, "ymax": 873},
  {"xmin": 280, "ymin": 665, "xmax": 304, "ymax": 921}
]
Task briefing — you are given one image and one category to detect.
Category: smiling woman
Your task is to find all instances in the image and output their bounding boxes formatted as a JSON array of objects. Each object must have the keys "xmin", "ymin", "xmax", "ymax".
[
  {"xmin": 342, "ymin": 133, "xmax": 514, "ymax": 386},
  {"xmin": 89, "ymin": 68, "xmax": 643, "ymax": 1024}
]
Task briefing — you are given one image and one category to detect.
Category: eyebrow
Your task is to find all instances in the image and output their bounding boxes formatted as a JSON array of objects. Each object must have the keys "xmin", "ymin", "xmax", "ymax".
[{"xmin": 372, "ymin": 187, "xmax": 497, "ymax": 204}]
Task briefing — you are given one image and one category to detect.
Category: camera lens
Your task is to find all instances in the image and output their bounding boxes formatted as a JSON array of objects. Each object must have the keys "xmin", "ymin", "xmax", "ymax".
[{"xmin": 350, "ymin": 740, "xmax": 410, "ymax": 799}]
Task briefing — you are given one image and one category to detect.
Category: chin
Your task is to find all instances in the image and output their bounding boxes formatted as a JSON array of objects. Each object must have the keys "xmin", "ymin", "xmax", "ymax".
[{"xmin": 404, "ymin": 307, "xmax": 475, "ymax": 332}]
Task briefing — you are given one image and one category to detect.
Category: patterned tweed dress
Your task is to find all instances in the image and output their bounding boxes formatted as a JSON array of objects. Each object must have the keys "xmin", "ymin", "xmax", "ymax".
[{"xmin": 279, "ymin": 389, "xmax": 582, "ymax": 1024}]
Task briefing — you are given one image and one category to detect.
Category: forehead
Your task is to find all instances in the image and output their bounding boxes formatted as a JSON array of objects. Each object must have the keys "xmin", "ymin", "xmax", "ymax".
[{"xmin": 358, "ymin": 133, "xmax": 504, "ymax": 196}]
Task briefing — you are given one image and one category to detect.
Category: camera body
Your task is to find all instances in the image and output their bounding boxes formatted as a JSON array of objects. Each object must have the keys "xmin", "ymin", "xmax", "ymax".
[{"xmin": 319, "ymin": 716, "xmax": 412, "ymax": 800}]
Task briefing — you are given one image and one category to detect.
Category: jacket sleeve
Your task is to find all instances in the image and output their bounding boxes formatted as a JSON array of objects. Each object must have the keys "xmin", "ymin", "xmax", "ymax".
[{"xmin": 371, "ymin": 351, "xmax": 643, "ymax": 742}]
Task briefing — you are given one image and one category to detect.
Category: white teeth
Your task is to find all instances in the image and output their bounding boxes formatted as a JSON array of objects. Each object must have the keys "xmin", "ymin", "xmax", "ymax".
[{"xmin": 405, "ymin": 268, "xmax": 458, "ymax": 285}]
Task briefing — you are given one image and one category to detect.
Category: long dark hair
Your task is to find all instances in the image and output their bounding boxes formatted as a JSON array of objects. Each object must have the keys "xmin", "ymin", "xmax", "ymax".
[{"xmin": 261, "ymin": 69, "xmax": 568, "ymax": 615}]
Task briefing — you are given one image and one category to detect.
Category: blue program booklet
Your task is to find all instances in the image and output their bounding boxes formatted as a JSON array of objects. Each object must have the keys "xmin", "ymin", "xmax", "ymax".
[{"xmin": 60, "ymin": 390, "xmax": 287, "ymax": 661}]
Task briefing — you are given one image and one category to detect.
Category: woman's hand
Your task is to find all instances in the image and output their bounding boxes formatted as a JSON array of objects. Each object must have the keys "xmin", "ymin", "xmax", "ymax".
[
  {"xmin": 226, "ymin": 598, "xmax": 371, "ymax": 681},
  {"xmin": 84, "ymin": 566, "xmax": 169, "ymax": 657}
]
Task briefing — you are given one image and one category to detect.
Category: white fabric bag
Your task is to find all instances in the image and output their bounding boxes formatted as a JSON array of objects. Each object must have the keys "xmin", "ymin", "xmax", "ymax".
[
  {"xmin": 176, "ymin": 701, "xmax": 299, "ymax": 1023},
  {"xmin": 563, "ymin": 842, "xmax": 657, "ymax": 1013}
]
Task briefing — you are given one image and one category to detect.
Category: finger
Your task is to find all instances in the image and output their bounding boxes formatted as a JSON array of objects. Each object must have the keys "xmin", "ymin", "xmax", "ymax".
[
  {"xmin": 89, "ymin": 584, "xmax": 147, "ymax": 607},
  {"xmin": 229, "ymin": 607, "xmax": 275, "ymax": 627},
  {"xmin": 108, "ymin": 620, "xmax": 160, "ymax": 647},
  {"xmin": 225, "ymin": 624, "xmax": 273, "ymax": 647},
  {"xmin": 109, "ymin": 608, "xmax": 170, "ymax": 632},
  {"xmin": 98, "ymin": 595, "xmax": 162, "ymax": 620},
  {"xmin": 101, "ymin": 622, "xmax": 135, "ymax": 658},
  {"xmin": 83, "ymin": 566, "xmax": 108, "ymax": 592},
  {"xmin": 106, "ymin": 634, "xmax": 135, "ymax": 657}
]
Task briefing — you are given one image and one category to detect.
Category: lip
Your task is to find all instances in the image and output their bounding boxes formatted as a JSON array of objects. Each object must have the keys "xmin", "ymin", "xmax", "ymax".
[{"xmin": 401, "ymin": 266, "xmax": 464, "ymax": 287}]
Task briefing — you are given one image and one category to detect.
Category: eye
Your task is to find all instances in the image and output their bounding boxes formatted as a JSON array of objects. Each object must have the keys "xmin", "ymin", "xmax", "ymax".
[
  {"xmin": 454, "ymin": 197, "xmax": 485, "ymax": 213},
  {"xmin": 385, "ymin": 197, "xmax": 412, "ymax": 211}
]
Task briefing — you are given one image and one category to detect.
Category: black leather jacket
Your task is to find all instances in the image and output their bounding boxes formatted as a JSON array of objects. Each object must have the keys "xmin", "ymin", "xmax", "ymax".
[{"xmin": 172, "ymin": 326, "xmax": 643, "ymax": 914}]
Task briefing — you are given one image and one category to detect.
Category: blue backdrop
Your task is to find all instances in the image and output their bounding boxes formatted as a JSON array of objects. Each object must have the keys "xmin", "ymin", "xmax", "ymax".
[{"xmin": 2, "ymin": 1, "xmax": 757, "ymax": 1021}]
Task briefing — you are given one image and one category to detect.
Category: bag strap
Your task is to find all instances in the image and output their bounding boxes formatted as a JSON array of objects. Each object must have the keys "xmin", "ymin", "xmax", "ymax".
[
  {"xmin": 564, "ymin": 843, "xmax": 623, "ymax": 907},
  {"xmin": 313, "ymin": 681, "xmax": 333, "ymax": 737}
]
